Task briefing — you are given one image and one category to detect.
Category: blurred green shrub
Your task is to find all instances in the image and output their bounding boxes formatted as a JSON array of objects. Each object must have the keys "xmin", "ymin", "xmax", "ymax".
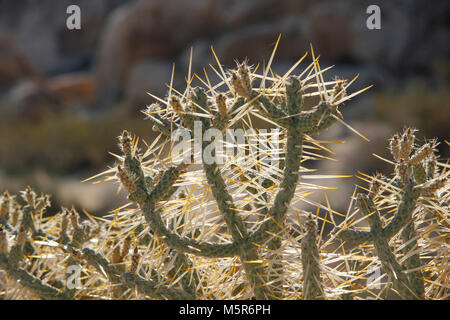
[
  {"xmin": 0, "ymin": 106, "xmax": 155, "ymax": 174},
  {"xmin": 373, "ymin": 80, "xmax": 449, "ymax": 155}
]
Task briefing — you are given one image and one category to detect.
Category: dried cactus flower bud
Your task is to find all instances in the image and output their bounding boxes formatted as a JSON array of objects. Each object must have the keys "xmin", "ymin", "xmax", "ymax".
[
  {"xmin": 23, "ymin": 186, "xmax": 36, "ymax": 207},
  {"xmin": 369, "ymin": 173, "xmax": 382, "ymax": 199},
  {"xmin": 169, "ymin": 96, "xmax": 184, "ymax": 114},
  {"xmin": 400, "ymin": 127, "xmax": 415, "ymax": 159},
  {"xmin": 16, "ymin": 227, "xmax": 27, "ymax": 247},
  {"xmin": 60, "ymin": 208, "xmax": 69, "ymax": 235},
  {"xmin": 121, "ymin": 235, "xmax": 132, "ymax": 259},
  {"xmin": 0, "ymin": 230, "xmax": 8, "ymax": 254},
  {"xmin": 70, "ymin": 247, "xmax": 84, "ymax": 260},
  {"xmin": 216, "ymin": 93, "xmax": 227, "ymax": 117},
  {"xmin": 119, "ymin": 130, "xmax": 133, "ymax": 156},
  {"xmin": 332, "ymin": 78, "xmax": 346, "ymax": 101},
  {"xmin": 0, "ymin": 192, "xmax": 10, "ymax": 219},
  {"xmin": 69, "ymin": 208, "xmax": 79, "ymax": 229},
  {"xmin": 418, "ymin": 177, "xmax": 447, "ymax": 196},
  {"xmin": 395, "ymin": 159, "xmax": 410, "ymax": 184},
  {"xmin": 153, "ymin": 170, "xmax": 164, "ymax": 187},
  {"xmin": 389, "ymin": 134, "xmax": 401, "ymax": 162},
  {"xmin": 10, "ymin": 205, "xmax": 21, "ymax": 227},
  {"xmin": 231, "ymin": 71, "xmax": 250, "ymax": 98},
  {"xmin": 409, "ymin": 141, "xmax": 434, "ymax": 165},
  {"xmin": 130, "ymin": 246, "xmax": 140, "ymax": 274},
  {"xmin": 35, "ymin": 194, "xmax": 51, "ymax": 213},
  {"xmin": 426, "ymin": 154, "xmax": 437, "ymax": 178},
  {"xmin": 238, "ymin": 61, "xmax": 252, "ymax": 94},
  {"xmin": 305, "ymin": 213, "xmax": 317, "ymax": 237},
  {"xmin": 116, "ymin": 165, "xmax": 137, "ymax": 194},
  {"xmin": 111, "ymin": 241, "xmax": 122, "ymax": 264}
]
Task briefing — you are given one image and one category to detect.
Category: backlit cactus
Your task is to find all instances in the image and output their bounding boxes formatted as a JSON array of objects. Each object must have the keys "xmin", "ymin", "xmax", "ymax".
[{"xmin": 0, "ymin": 43, "xmax": 448, "ymax": 300}]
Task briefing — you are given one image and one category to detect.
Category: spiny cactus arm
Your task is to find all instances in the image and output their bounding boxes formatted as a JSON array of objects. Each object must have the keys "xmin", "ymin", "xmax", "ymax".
[
  {"xmin": 297, "ymin": 102, "xmax": 335, "ymax": 133},
  {"xmin": 120, "ymin": 152, "xmax": 239, "ymax": 258},
  {"xmin": 202, "ymin": 159, "xmax": 248, "ymax": 242},
  {"xmin": 81, "ymin": 247, "xmax": 121, "ymax": 284},
  {"xmin": 356, "ymin": 195, "xmax": 418, "ymax": 299},
  {"xmin": 121, "ymin": 272, "xmax": 194, "ymax": 300},
  {"xmin": 401, "ymin": 221, "xmax": 425, "ymax": 297},
  {"xmin": 285, "ymin": 77, "xmax": 303, "ymax": 115},
  {"xmin": 248, "ymin": 126, "xmax": 303, "ymax": 244},
  {"xmin": 227, "ymin": 97, "xmax": 246, "ymax": 117},
  {"xmin": 340, "ymin": 248, "xmax": 368, "ymax": 300},
  {"xmin": 301, "ymin": 216, "xmax": 325, "ymax": 300},
  {"xmin": 251, "ymin": 93, "xmax": 291, "ymax": 128},
  {"xmin": 229, "ymin": 66, "xmax": 290, "ymax": 127},
  {"xmin": 382, "ymin": 185, "xmax": 420, "ymax": 239},
  {"xmin": 168, "ymin": 95, "xmax": 196, "ymax": 131},
  {"xmin": 0, "ymin": 253, "xmax": 72, "ymax": 299},
  {"xmin": 336, "ymin": 229, "xmax": 375, "ymax": 243},
  {"xmin": 169, "ymin": 251, "xmax": 200, "ymax": 298},
  {"xmin": 193, "ymin": 87, "xmax": 271, "ymax": 300},
  {"xmin": 303, "ymin": 107, "xmax": 339, "ymax": 135},
  {"xmin": 143, "ymin": 204, "xmax": 237, "ymax": 257}
]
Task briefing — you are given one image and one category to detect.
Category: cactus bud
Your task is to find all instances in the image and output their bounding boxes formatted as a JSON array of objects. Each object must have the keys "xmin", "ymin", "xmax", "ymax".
[
  {"xmin": 69, "ymin": 208, "xmax": 79, "ymax": 230},
  {"xmin": 119, "ymin": 130, "xmax": 133, "ymax": 156},
  {"xmin": 60, "ymin": 208, "xmax": 69, "ymax": 236},
  {"xmin": 130, "ymin": 246, "xmax": 140, "ymax": 274},
  {"xmin": 400, "ymin": 127, "xmax": 415, "ymax": 159},
  {"xmin": 121, "ymin": 235, "xmax": 132, "ymax": 259},
  {"xmin": 238, "ymin": 62, "xmax": 252, "ymax": 94},
  {"xmin": 111, "ymin": 241, "xmax": 122, "ymax": 264},
  {"xmin": 16, "ymin": 226, "xmax": 27, "ymax": 248},
  {"xmin": 216, "ymin": 93, "xmax": 227, "ymax": 117},
  {"xmin": 23, "ymin": 186, "xmax": 36, "ymax": 208},
  {"xmin": 10, "ymin": 204, "xmax": 21, "ymax": 227},
  {"xmin": 231, "ymin": 71, "xmax": 250, "ymax": 98},
  {"xmin": 332, "ymin": 78, "xmax": 346, "ymax": 101},
  {"xmin": 305, "ymin": 213, "xmax": 317, "ymax": 237},
  {"xmin": 389, "ymin": 134, "xmax": 402, "ymax": 162},
  {"xmin": 116, "ymin": 165, "xmax": 137, "ymax": 194},
  {"xmin": 0, "ymin": 230, "xmax": 8, "ymax": 254},
  {"xmin": 0, "ymin": 192, "xmax": 10, "ymax": 219},
  {"xmin": 169, "ymin": 96, "xmax": 184, "ymax": 115},
  {"xmin": 369, "ymin": 173, "xmax": 382, "ymax": 199},
  {"xmin": 418, "ymin": 177, "xmax": 447, "ymax": 196},
  {"xmin": 426, "ymin": 154, "xmax": 437, "ymax": 179},
  {"xmin": 409, "ymin": 141, "xmax": 434, "ymax": 165},
  {"xmin": 35, "ymin": 194, "xmax": 50, "ymax": 213}
]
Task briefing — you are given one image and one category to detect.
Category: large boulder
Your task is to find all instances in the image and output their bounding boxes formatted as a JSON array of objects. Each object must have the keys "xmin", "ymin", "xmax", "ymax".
[
  {"xmin": 0, "ymin": 0, "xmax": 132, "ymax": 75},
  {"xmin": 94, "ymin": 0, "xmax": 225, "ymax": 105},
  {"xmin": 213, "ymin": 16, "xmax": 309, "ymax": 66},
  {"xmin": 0, "ymin": 35, "xmax": 29, "ymax": 89},
  {"xmin": 2, "ymin": 72, "xmax": 96, "ymax": 121},
  {"xmin": 223, "ymin": 0, "xmax": 315, "ymax": 30}
]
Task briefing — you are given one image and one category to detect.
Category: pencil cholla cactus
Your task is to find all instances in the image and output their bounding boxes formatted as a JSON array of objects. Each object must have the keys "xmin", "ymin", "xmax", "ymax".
[{"xmin": 0, "ymin": 41, "xmax": 448, "ymax": 300}]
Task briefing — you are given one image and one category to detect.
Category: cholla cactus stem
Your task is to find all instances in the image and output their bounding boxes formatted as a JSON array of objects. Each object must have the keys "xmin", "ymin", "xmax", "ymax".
[{"xmin": 301, "ymin": 214, "xmax": 324, "ymax": 300}]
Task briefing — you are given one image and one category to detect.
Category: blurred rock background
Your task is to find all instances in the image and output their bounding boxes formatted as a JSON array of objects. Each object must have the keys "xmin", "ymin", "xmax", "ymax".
[{"xmin": 0, "ymin": 0, "xmax": 448, "ymax": 217}]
